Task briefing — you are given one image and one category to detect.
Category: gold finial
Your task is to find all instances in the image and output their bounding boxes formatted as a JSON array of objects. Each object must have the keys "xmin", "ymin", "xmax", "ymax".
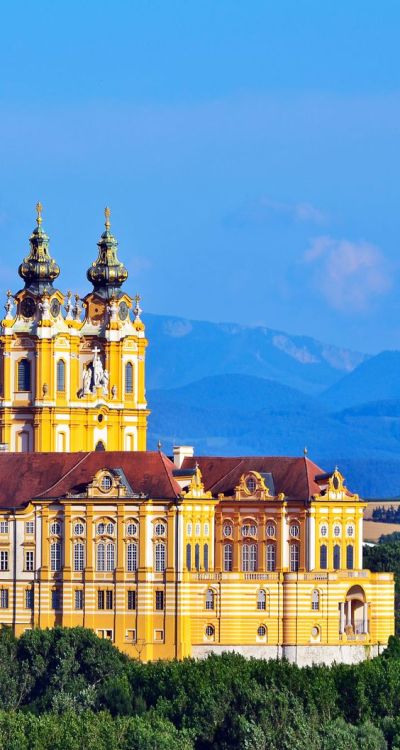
[
  {"xmin": 134, "ymin": 293, "xmax": 141, "ymax": 305},
  {"xmin": 36, "ymin": 201, "xmax": 43, "ymax": 226},
  {"xmin": 157, "ymin": 439, "xmax": 162, "ymax": 451},
  {"xmin": 104, "ymin": 206, "xmax": 111, "ymax": 229},
  {"xmin": 304, "ymin": 446, "xmax": 308, "ymax": 456}
]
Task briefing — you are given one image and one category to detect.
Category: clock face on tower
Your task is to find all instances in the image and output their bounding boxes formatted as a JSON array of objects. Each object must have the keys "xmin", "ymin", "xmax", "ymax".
[
  {"xmin": 20, "ymin": 297, "xmax": 36, "ymax": 318},
  {"xmin": 50, "ymin": 298, "xmax": 61, "ymax": 318}
]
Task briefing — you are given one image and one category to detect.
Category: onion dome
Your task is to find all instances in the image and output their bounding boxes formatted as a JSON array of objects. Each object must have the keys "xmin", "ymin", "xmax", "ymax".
[
  {"xmin": 86, "ymin": 208, "xmax": 128, "ymax": 299},
  {"xmin": 18, "ymin": 203, "xmax": 60, "ymax": 294}
]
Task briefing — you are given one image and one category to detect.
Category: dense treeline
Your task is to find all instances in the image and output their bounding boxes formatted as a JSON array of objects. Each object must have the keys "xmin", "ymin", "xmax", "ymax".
[
  {"xmin": 2, "ymin": 627, "xmax": 400, "ymax": 748},
  {"xmin": 372, "ymin": 506, "xmax": 400, "ymax": 523}
]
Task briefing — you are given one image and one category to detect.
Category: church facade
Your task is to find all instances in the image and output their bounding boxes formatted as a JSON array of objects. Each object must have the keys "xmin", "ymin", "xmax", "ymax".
[{"xmin": 0, "ymin": 206, "xmax": 394, "ymax": 665}]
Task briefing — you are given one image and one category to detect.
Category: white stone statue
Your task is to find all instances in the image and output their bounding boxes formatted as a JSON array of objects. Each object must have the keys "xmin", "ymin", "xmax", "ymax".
[
  {"xmin": 4, "ymin": 290, "xmax": 14, "ymax": 320},
  {"xmin": 93, "ymin": 350, "xmax": 104, "ymax": 387},
  {"xmin": 102, "ymin": 368, "xmax": 109, "ymax": 395},
  {"xmin": 73, "ymin": 294, "xmax": 82, "ymax": 321},
  {"xmin": 39, "ymin": 294, "xmax": 50, "ymax": 320},
  {"xmin": 65, "ymin": 291, "xmax": 73, "ymax": 320},
  {"xmin": 82, "ymin": 366, "xmax": 92, "ymax": 395},
  {"xmin": 107, "ymin": 297, "xmax": 118, "ymax": 323}
]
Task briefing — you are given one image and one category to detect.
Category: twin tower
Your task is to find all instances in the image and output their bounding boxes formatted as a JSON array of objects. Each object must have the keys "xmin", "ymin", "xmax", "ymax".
[{"xmin": 0, "ymin": 204, "xmax": 148, "ymax": 453}]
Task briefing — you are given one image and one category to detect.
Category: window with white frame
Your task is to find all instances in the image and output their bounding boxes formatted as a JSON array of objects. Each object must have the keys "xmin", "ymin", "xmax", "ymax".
[
  {"xmin": 75, "ymin": 590, "xmax": 84, "ymax": 610},
  {"xmin": 266, "ymin": 543, "xmax": 276, "ymax": 572},
  {"xmin": 186, "ymin": 523, "xmax": 192, "ymax": 536},
  {"xmin": 266, "ymin": 523, "xmax": 275, "ymax": 538},
  {"xmin": 320, "ymin": 524, "xmax": 328, "ymax": 537},
  {"xmin": 25, "ymin": 588, "xmax": 34, "ymax": 609},
  {"xmin": 242, "ymin": 524, "xmax": 257, "ymax": 537},
  {"xmin": 223, "ymin": 524, "xmax": 232, "ymax": 537},
  {"xmin": 101, "ymin": 475, "xmax": 112, "ymax": 492},
  {"xmin": 50, "ymin": 521, "xmax": 61, "ymax": 536},
  {"xmin": 127, "ymin": 542, "xmax": 138, "ymax": 572},
  {"xmin": 0, "ymin": 589, "xmax": 8, "ymax": 608},
  {"xmin": 204, "ymin": 523, "xmax": 209, "ymax": 536},
  {"xmin": 242, "ymin": 543, "xmax": 257, "ymax": 572},
  {"xmin": 97, "ymin": 543, "xmax": 105, "ymax": 571},
  {"xmin": 333, "ymin": 524, "xmax": 341, "ymax": 537},
  {"xmin": 311, "ymin": 589, "xmax": 320, "ymax": 611},
  {"xmin": 289, "ymin": 543, "xmax": 299, "ymax": 572},
  {"xmin": 74, "ymin": 522, "xmax": 85, "ymax": 536},
  {"xmin": 257, "ymin": 624, "xmax": 267, "ymax": 639},
  {"xmin": 155, "ymin": 522, "xmax": 166, "ymax": 537},
  {"xmin": 74, "ymin": 543, "xmax": 85, "ymax": 572},
  {"xmin": 246, "ymin": 475, "xmax": 257, "ymax": 493},
  {"xmin": 127, "ymin": 522, "xmax": 137, "ymax": 536},
  {"xmin": 257, "ymin": 589, "xmax": 267, "ymax": 610},
  {"xmin": 106, "ymin": 522, "xmax": 115, "ymax": 535},
  {"xmin": 97, "ymin": 523, "xmax": 105, "ymax": 535},
  {"xmin": 205, "ymin": 624, "xmax": 215, "ymax": 638},
  {"xmin": 195, "ymin": 522, "xmax": 201, "ymax": 537},
  {"xmin": 346, "ymin": 524, "xmax": 355, "ymax": 537},
  {"xmin": 154, "ymin": 542, "xmax": 166, "ymax": 572},
  {"xmin": 205, "ymin": 589, "xmax": 215, "ymax": 610},
  {"xmin": 25, "ymin": 550, "xmax": 34, "ymax": 572},
  {"xmin": 289, "ymin": 523, "xmax": 300, "ymax": 538},
  {"xmin": 106, "ymin": 542, "xmax": 115, "ymax": 571},
  {"xmin": 50, "ymin": 542, "xmax": 61, "ymax": 572},
  {"xmin": 25, "ymin": 521, "xmax": 34, "ymax": 535},
  {"xmin": 0, "ymin": 521, "xmax": 9, "ymax": 534},
  {"xmin": 223, "ymin": 543, "xmax": 233, "ymax": 572},
  {"xmin": 0, "ymin": 551, "xmax": 8, "ymax": 571}
]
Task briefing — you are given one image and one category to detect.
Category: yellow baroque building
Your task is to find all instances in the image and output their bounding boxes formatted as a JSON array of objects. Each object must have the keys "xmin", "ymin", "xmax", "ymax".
[{"xmin": 0, "ymin": 205, "xmax": 394, "ymax": 665}]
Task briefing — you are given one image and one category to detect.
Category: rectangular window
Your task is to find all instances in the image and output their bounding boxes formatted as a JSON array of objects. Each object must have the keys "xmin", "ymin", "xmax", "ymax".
[
  {"xmin": 0, "ymin": 551, "xmax": 8, "ymax": 571},
  {"xmin": 155, "ymin": 590, "xmax": 164, "ymax": 610},
  {"xmin": 125, "ymin": 629, "xmax": 136, "ymax": 642},
  {"xmin": 106, "ymin": 590, "xmax": 113, "ymax": 610},
  {"xmin": 25, "ymin": 551, "xmax": 34, "ymax": 571},
  {"xmin": 0, "ymin": 589, "xmax": 9, "ymax": 608},
  {"xmin": 266, "ymin": 544, "xmax": 276, "ymax": 572},
  {"xmin": 98, "ymin": 590, "xmax": 105, "ymax": 610},
  {"xmin": 25, "ymin": 521, "xmax": 34, "ymax": 535},
  {"xmin": 51, "ymin": 589, "xmax": 60, "ymax": 610},
  {"xmin": 290, "ymin": 544, "xmax": 299, "ymax": 573},
  {"xmin": 106, "ymin": 543, "xmax": 115, "ymax": 571},
  {"xmin": 223, "ymin": 544, "xmax": 233, "ymax": 572},
  {"xmin": 74, "ymin": 543, "xmax": 84, "ymax": 572},
  {"xmin": 127, "ymin": 590, "xmax": 136, "ymax": 610},
  {"xmin": 127, "ymin": 543, "xmax": 137, "ymax": 572},
  {"xmin": 75, "ymin": 590, "xmax": 83, "ymax": 610},
  {"xmin": 154, "ymin": 629, "xmax": 164, "ymax": 641},
  {"xmin": 25, "ymin": 588, "xmax": 34, "ymax": 609},
  {"xmin": 50, "ymin": 542, "xmax": 61, "ymax": 572},
  {"xmin": 155, "ymin": 543, "xmax": 166, "ymax": 572},
  {"xmin": 0, "ymin": 521, "xmax": 9, "ymax": 534}
]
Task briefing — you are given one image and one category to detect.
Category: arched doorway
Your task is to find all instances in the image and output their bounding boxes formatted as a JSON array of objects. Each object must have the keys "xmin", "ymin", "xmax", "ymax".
[{"xmin": 339, "ymin": 585, "xmax": 368, "ymax": 636}]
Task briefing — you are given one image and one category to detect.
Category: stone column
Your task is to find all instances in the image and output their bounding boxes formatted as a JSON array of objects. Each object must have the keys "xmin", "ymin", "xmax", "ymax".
[
  {"xmin": 346, "ymin": 599, "xmax": 351, "ymax": 628},
  {"xmin": 363, "ymin": 602, "xmax": 369, "ymax": 634},
  {"xmin": 339, "ymin": 602, "xmax": 345, "ymax": 634}
]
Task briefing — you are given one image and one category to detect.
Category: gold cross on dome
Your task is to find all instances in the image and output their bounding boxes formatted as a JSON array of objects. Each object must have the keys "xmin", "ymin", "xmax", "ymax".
[
  {"xmin": 36, "ymin": 201, "xmax": 43, "ymax": 225},
  {"xmin": 104, "ymin": 206, "xmax": 111, "ymax": 228}
]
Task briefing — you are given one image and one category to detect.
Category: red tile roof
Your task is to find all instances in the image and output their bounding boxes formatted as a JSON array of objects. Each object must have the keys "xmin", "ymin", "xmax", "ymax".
[
  {"xmin": 181, "ymin": 455, "xmax": 326, "ymax": 500},
  {"xmin": 0, "ymin": 451, "xmax": 181, "ymax": 508}
]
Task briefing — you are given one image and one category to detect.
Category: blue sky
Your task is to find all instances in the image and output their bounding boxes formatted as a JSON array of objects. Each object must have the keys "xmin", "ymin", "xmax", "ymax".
[{"xmin": 1, "ymin": 0, "xmax": 400, "ymax": 353}]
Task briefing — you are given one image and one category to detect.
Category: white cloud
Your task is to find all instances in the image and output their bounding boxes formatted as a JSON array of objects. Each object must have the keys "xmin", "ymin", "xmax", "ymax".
[
  {"xmin": 303, "ymin": 236, "xmax": 391, "ymax": 312},
  {"xmin": 230, "ymin": 196, "xmax": 327, "ymax": 227}
]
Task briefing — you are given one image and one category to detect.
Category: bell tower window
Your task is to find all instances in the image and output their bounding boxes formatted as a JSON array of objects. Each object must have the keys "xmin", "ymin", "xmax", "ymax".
[
  {"xmin": 17, "ymin": 359, "xmax": 31, "ymax": 392},
  {"xmin": 125, "ymin": 362, "xmax": 133, "ymax": 394}
]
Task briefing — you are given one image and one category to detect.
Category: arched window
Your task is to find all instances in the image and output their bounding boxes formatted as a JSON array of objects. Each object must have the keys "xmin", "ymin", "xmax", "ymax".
[
  {"xmin": 257, "ymin": 589, "xmax": 266, "ymax": 610},
  {"xmin": 257, "ymin": 624, "xmax": 267, "ymax": 639},
  {"xmin": 125, "ymin": 362, "xmax": 133, "ymax": 394},
  {"xmin": 106, "ymin": 542, "xmax": 115, "ymax": 571},
  {"xmin": 311, "ymin": 589, "xmax": 320, "ymax": 611},
  {"xmin": 186, "ymin": 543, "xmax": 191, "ymax": 571},
  {"xmin": 155, "ymin": 542, "xmax": 166, "ymax": 572},
  {"xmin": 320, "ymin": 544, "xmax": 327, "ymax": 569},
  {"xmin": 205, "ymin": 589, "xmax": 215, "ymax": 610},
  {"xmin": 73, "ymin": 542, "xmax": 84, "ymax": 572},
  {"xmin": 50, "ymin": 542, "xmax": 61, "ymax": 572},
  {"xmin": 97, "ymin": 543, "xmax": 105, "ymax": 571},
  {"xmin": 333, "ymin": 544, "xmax": 341, "ymax": 570},
  {"xmin": 346, "ymin": 544, "xmax": 354, "ymax": 570},
  {"xmin": 95, "ymin": 441, "xmax": 105, "ymax": 451},
  {"xmin": 242, "ymin": 544, "xmax": 249, "ymax": 571},
  {"xmin": 290, "ymin": 543, "xmax": 299, "ymax": 572},
  {"xmin": 204, "ymin": 543, "xmax": 209, "ymax": 572},
  {"xmin": 195, "ymin": 543, "xmax": 200, "ymax": 571},
  {"xmin": 127, "ymin": 543, "xmax": 137, "ymax": 572},
  {"xmin": 18, "ymin": 358, "xmax": 31, "ymax": 391},
  {"xmin": 223, "ymin": 543, "xmax": 233, "ymax": 572},
  {"xmin": 155, "ymin": 522, "xmax": 166, "ymax": 537},
  {"xmin": 56, "ymin": 360, "xmax": 65, "ymax": 392},
  {"xmin": 266, "ymin": 543, "xmax": 276, "ymax": 572}
]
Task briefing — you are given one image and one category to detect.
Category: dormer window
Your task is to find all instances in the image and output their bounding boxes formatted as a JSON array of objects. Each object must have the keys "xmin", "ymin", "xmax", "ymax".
[
  {"xmin": 246, "ymin": 476, "xmax": 257, "ymax": 493},
  {"xmin": 100, "ymin": 474, "xmax": 112, "ymax": 492}
]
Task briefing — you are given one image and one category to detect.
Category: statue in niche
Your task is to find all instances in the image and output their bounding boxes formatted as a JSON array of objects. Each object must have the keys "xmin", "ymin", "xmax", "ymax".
[
  {"xmin": 80, "ymin": 347, "xmax": 109, "ymax": 397},
  {"xmin": 82, "ymin": 366, "xmax": 92, "ymax": 395}
]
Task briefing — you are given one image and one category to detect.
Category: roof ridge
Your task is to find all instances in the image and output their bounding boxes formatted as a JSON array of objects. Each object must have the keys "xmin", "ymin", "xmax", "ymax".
[
  {"xmin": 210, "ymin": 458, "xmax": 246, "ymax": 493},
  {"xmin": 36, "ymin": 452, "xmax": 91, "ymax": 498}
]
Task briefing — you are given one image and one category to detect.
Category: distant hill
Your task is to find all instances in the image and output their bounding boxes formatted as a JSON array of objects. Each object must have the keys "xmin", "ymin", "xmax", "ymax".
[
  {"xmin": 323, "ymin": 351, "xmax": 400, "ymax": 409},
  {"xmin": 145, "ymin": 313, "xmax": 366, "ymax": 395}
]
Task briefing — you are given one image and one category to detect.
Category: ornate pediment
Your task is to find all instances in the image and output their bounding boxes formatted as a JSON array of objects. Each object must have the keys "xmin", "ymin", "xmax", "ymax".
[
  {"xmin": 315, "ymin": 469, "xmax": 359, "ymax": 502},
  {"xmin": 234, "ymin": 471, "xmax": 273, "ymax": 501}
]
